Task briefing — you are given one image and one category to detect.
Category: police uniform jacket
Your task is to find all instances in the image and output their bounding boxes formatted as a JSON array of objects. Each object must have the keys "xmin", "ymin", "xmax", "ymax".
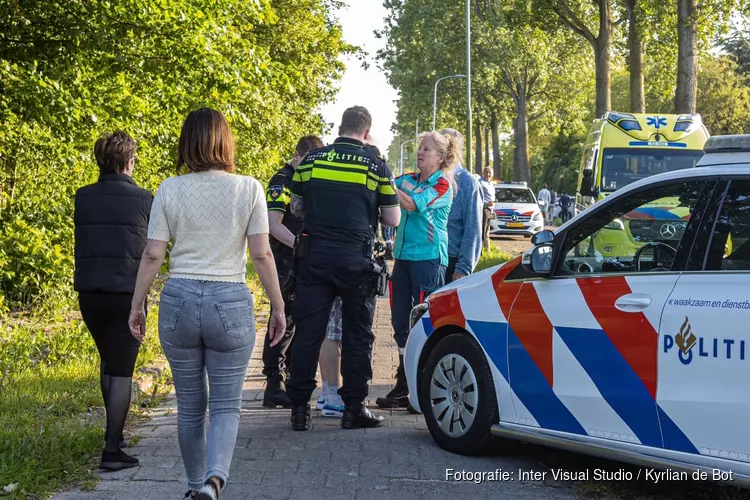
[
  {"xmin": 266, "ymin": 162, "xmax": 303, "ymax": 259},
  {"xmin": 289, "ymin": 137, "xmax": 398, "ymax": 246}
]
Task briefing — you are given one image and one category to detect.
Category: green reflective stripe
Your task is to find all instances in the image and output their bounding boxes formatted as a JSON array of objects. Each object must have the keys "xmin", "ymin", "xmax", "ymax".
[
  {"xmin": 311, "ymin": 167, "xmax": 366, "ymax": 185},
  {"xmin": 292, "ymin": 171, "xmax": 303, "ymax": 183},
  {"xmin": 268, "ymin": 206, "xmax": 286, "ymax": 212},
  {"xmin": 379, "ymin": 184, "xmax": 396, "ymax": 195}
]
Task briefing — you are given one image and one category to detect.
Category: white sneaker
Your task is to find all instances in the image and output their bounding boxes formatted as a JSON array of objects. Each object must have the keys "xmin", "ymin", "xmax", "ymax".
[
  {"xmin": 321, "ymin": 397, "xmax": 345, "ymax": 418},
  {"xmin": 316, "ymin": 394, "xmax": 326, "ymax": 410}
]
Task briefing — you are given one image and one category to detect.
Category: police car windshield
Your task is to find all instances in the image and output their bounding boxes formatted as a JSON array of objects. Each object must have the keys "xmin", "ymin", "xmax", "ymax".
[
  {"xmin": 495, "ymin": 188, "xmax": 535, "ymax": 203},
  {"xmin": 601, "ymin": 148, "xmax": 704, "ymax": 192}
]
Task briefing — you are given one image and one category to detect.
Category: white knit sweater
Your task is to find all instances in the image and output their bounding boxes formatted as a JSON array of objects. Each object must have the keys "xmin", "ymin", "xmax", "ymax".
[{"xmin": 147, "ymin": 170, "xmax": 269, "ymax": 283}]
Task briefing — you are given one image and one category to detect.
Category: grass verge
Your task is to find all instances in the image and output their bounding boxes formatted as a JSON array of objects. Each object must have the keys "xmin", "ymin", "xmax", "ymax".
[
  {"xmin": 0, "ymin": 267, "xmax": 266, "ymax": 500},
  {"xmin": 475, "ymin": 246, "xmax": 515, "ymax": 272}
]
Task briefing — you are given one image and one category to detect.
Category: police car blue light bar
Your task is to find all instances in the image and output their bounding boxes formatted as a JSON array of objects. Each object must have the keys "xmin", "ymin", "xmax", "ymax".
[{"xmin": 704, "ymin": 134, "xmax": 750, "ymax": 153}]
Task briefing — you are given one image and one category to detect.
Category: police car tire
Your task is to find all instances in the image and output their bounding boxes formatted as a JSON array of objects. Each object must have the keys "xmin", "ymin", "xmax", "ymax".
[{"xmin": 419, "ymin": 333, "xmax": 498, "ymax": 456}]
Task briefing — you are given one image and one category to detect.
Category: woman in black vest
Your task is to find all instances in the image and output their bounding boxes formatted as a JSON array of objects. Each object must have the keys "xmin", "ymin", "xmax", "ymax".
[{"xmin": 74, "ymin": 131, "xmax": 153, "ymax": 471}]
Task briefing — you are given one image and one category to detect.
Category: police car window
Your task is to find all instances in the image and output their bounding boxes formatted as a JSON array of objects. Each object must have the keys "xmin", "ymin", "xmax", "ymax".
[
  {"xmin": 495, "ymin": 188, "xmax": 534, "ymax": 203},
  {"xmin": 557, "ymin": 180, "xmax": 710, "ymax": 276},
  {"xmin": 704, "ymin": 180, "xmax": 750, "ymax": 271}
]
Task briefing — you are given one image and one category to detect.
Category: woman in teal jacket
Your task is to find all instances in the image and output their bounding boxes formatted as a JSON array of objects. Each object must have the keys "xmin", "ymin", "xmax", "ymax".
[{"xmin": 376, "ymin": 130, "xmax": 457, "ymax": 409}]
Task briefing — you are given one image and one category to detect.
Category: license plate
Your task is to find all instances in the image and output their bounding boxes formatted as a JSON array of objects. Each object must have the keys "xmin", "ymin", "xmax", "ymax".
[{"xmin": 507, "ymin": 222, "xmax": 524, "ymax": 228}]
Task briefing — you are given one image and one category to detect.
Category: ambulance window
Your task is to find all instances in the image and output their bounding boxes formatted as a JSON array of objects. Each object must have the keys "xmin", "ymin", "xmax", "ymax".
[
  {"xmin": 556, "ymin": 180, "xmax": 713, "ymax": 276},
  {"xmin": 704, "ymin": 180, "xmax": 750, "ymax": 271}
]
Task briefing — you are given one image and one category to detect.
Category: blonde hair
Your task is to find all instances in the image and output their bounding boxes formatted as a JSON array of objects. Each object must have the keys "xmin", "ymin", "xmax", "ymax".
[
  {"xmin": 439, "ymin": 128, "xmax": 465, "ymax": 165},
  {"xmin": 419, "ymin": 130, "xmax": 461, "ymax": 172}
]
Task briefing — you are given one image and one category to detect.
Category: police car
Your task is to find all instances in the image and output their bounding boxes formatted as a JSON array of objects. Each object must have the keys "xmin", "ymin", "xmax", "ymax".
[
  {"xmin": 404, "ymin": 135, "xmax": 750, "ymax": 488},
  {"xmin": 489, "ymin": 182, "xmax": 544, "ymax": 238}
]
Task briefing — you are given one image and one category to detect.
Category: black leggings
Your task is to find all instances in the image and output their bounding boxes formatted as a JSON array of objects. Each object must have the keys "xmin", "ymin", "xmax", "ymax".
[
  {"xmin": 79, "ymin": 292, "xmax": 141, "ymax": 451},
  {"xmin": 79, "ymin": 292, "xmax": 140, "ymax": 377}
]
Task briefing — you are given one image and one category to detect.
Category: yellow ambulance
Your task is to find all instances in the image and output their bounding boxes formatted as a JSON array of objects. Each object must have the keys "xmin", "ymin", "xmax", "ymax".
[
  {"xmin": 577, "ymin": 112, "xmax": 709, "ymax": 204},
  {"xmin": 574, "ymin": 112, "xmax": 712, "ymax": 261}
]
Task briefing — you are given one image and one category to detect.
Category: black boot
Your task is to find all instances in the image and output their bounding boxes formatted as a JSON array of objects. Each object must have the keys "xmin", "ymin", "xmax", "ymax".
[
  {"xmin": 263, "ymin": 376, "xmax": 292, "ymax": 408},
  {"xmin": 290, "ymin": 403, "xmax": 311, "ymax": 431},
  {"xmin": 375, "ymin": 355, "xmax": 409, "ymax": 408},
  {"xmin": 341, "ymin": 402, "xmax": 384, "ymax": 429},
  {"xmin": 99, "ymin": 449, "xmax": 139, "ymax": 471}
]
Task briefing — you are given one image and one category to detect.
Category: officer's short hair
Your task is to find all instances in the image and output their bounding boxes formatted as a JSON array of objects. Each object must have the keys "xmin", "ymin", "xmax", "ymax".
[
  {"xmin": 94, "ymin": 131, "xmax": 137, "ymax": 175},
  {"xmin": 339, "ymin": 106, "xmax": 372, "ymax": 136},
  {"xmin": 296, "ymin": 135, "xmax": 324, "ymax": 157},
  {"xmin": 177, "ymin": 107, "xmax": 235, "ymax": 174}
]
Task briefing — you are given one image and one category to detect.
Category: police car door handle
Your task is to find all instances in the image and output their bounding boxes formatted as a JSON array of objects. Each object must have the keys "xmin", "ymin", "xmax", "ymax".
[{"xmin": 614, "ymin": 293, "xmax": 651, "ymax": 312}]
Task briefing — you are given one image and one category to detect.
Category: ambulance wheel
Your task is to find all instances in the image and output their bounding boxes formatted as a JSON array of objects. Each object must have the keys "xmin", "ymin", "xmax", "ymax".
[{"xmin": 419, "ymin": 333, "xmax": 498, "ymax": 455}]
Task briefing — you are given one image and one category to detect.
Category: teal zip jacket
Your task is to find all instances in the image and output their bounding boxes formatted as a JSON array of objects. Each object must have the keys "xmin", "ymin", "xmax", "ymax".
[{"xmin": 394, "ymin": 169, "xmax": 454, "ymax": 266}]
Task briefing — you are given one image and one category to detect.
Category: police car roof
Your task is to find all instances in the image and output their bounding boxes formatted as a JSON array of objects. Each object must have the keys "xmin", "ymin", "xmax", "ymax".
[
  {"xmin": 696, "ymin": 134, "xmax": 750, "ymax": 167},
  {"xmin": 496, "ymin": 182, "xmax": 529, "ymax": 189}
]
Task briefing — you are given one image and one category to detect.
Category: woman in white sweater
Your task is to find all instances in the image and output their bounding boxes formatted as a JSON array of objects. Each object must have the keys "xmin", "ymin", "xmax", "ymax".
[{"xmin": 128, "ymin": 108, "xmax": 286, "ymax": 500}]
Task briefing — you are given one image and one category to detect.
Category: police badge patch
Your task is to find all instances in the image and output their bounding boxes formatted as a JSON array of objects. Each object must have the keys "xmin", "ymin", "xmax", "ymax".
[
  {"xmin": 390, "ymin": 176, "xmax": 397, "ymax": 192},
  {"xmin": 269, "ymin": 185, "xmax": 283, "ymax": 200}
]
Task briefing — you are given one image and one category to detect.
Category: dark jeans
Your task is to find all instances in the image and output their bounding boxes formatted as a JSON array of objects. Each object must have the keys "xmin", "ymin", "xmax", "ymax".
[
  {"xmin": 390, "ymin": 258, "xmax": 445, "ymax": 349},
  {"xmin": 560, "ymin": 207, "xmax": 572, "ymax": 223},
  {"xmin": 286, "ymin": 243, "xmax": 377, "ymax": 407},
  {"xmin": 261, "ymin": 252, "xmax": 296, "ymax": 381}
]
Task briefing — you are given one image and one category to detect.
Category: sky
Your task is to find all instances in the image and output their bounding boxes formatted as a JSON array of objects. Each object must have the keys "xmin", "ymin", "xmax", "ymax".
[{"xmin": 318, "ymin": 1, "xmax": 399, "ymax": 157}]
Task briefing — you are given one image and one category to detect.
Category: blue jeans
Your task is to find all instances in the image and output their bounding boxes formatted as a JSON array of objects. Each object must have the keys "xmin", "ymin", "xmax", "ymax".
[
  {"xmin": 158, "ymin": 278, "xmax": 255, "ymax": 492},
  {"xmin": 389, "ymin": 258, "xmax": 445, "ymax": 348}
]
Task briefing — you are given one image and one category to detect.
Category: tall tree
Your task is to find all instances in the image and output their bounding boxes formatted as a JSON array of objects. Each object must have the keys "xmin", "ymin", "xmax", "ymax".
[
  {"xmin": 623, "ymin": 0, "xmax": 645, "ymax": 112},
  {"xmin": 476, "ymin": 10, "xmax": 592, "ymax": 182},
  {"xmin": 675, "ymin": 0, "xmax": 698, "ymax": 113},
  {"xmin": 544, "ymin": 0, "xmax": 615, "ymax": 117}
]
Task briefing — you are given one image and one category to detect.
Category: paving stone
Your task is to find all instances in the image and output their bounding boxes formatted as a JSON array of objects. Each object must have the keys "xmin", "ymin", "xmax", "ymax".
[{"xmin": 50, "ymin": 298, "xmax": 583, "ymax": 500}]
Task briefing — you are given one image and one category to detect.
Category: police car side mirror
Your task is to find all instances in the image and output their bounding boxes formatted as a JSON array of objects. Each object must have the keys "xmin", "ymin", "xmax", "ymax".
[
  {"xmin": 522, "ymin": 242, "xmax": 554, "ymax": 275},
  {"xmin": 531, "ymin": 229, "xmax": 554, "ymax": 246},
  {"xmin": 530, "ymin": 245, "xmax": 553, "ymax": 274}
]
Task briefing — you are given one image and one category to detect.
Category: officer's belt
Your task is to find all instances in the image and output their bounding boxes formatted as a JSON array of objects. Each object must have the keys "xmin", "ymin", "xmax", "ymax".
[{"xmin": 304, "ymin": 236, "xmax": 371, "ymax": 253}]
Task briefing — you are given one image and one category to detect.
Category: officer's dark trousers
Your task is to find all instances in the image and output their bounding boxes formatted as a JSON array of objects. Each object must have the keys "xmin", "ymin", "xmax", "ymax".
[
  {"xmin": 262, "ymin": 253, "xmax": 296, "ymax": 381},
  {"xmin": 286, "ymin": 244, "xmax": 377, "ymax": 407},
  {"xmin": 390, "ymin": 258, "xmax": 445, "ymax": 349}
]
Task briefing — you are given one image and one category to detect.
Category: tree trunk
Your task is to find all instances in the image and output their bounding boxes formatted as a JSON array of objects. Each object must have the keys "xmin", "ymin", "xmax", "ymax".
[
  {"xmin": 594, "ymin": 0, "xmax": 612, "ymax": 117},
  {"xmin": 491, "ymin": 110, "xmax": 501, "ymax": 180},
  {"xmin": 484, "ymin": 125, "xmax": 490, "ymax": 169},
  {"xmin": 626, "ymin": 0, "xmax": 645, "ymax": 113},
  {"xmin": 513, "ymin": 94, "xmax": 531, "ymax": 183},
  {"xmin": 474, "ymin": 120, "xmax": 482, "ymax": 175},
  {"xmin": 675, "ymin": 0, "xmax": 698, "ymax": 114}
]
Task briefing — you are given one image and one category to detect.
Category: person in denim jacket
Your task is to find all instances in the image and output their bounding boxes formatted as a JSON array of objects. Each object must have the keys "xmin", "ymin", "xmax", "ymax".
[{"xmin": 376, "ymin": 130, "xmax": 457, "ymax": 409}]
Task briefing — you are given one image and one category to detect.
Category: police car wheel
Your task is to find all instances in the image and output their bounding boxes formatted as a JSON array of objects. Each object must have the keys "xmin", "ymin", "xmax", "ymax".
[{"xmin": 419, "ymin": 333, "xmax": 498, "ymax": 456}]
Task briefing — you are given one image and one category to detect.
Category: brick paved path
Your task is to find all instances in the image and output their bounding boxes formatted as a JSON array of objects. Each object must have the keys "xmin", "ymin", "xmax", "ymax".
[{"xmin": 52, "ymin": 297, "xmax": 579, "ymax": 500}]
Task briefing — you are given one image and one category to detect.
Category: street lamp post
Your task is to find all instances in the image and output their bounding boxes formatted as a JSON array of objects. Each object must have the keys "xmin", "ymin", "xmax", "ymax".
[{"xmin": 432, "ymin": 74, "xmax": 466, "ymax": 131}]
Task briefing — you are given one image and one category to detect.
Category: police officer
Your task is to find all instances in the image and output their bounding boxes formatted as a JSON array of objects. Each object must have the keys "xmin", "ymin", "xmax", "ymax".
[
  {"xmin": 262, "ymin": 135, "xmax": 324, "ymax": 408},
  {"xmin": 285, "ymin": 106, "xmax": 401, "ymax": 430}
]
